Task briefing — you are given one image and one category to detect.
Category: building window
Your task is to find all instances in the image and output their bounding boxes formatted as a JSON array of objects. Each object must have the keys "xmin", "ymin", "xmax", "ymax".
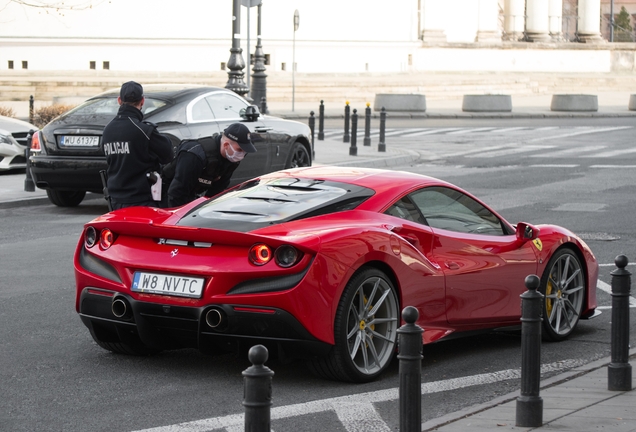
[
  {"xmin": 220, "ymin": 62, "xmax": 226, "ymax": 70},
  {"xmin": 264, "ymin": 54, "xmax": 270, "ymax": 65},
  {"xmin": 8, "ymin": 60, "xmax": 13, "ymax": 69},
  {"xmin": 103, "ymin": 61, "xmax": 110, "ymax": 70},
  {"xmin": 281, "ymin": 62, "xmax": 286, "ymax": 71},
  {"xmin": 89, "ymin": 61, "xmax": 96, "ymax": 69},
  {"xmin": 22, "ymin": 61, "xmax": 28, "ymax": 69}
]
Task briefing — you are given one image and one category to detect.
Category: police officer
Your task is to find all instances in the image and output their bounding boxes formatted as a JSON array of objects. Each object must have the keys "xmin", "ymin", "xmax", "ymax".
[
  {"xmin": 165, "ymin": 123, "xmax": 256, "ymax": 207},
  {"xmin": 103, "ymin": 81, "xmax": 173, "ymax": 210}
]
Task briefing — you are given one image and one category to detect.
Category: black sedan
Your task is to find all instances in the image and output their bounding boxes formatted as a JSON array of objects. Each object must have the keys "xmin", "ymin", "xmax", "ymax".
[{"xmin": 29, "ymin": 85, "xmax": 312, "ymax": 207}]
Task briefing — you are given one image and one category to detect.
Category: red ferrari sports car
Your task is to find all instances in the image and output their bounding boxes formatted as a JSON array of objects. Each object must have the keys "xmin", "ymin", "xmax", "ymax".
[{"xmin": 74, "ymin": 166, "xmax": 598, "ymax": 382}]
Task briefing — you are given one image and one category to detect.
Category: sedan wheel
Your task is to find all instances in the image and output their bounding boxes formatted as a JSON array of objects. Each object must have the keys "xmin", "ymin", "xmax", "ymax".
[
  {"xmin": 285, "ymin": 142, "xmax": 311, "ymax": 168},
  {"xmin": 308, "ymin": 268, "xmax": 399, "ymax": 382},
  {"xmin": 46, "ymin": 189, "xmax": 86, "ymax": 207},
  {"xmin": 540, "ymin": 248, "xmax": 585, "ymax": 341}
]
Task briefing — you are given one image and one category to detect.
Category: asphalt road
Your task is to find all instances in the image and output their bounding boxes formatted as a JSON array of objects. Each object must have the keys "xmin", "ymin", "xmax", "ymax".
[{"xmin": 1, "ymin": 117, "xmax": 636, "ymax": 432}]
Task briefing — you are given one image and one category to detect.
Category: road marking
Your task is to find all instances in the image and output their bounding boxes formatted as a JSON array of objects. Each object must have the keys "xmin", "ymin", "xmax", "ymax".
[
  {"xmin": 466, "ymin": 145, "xmax": 555, "ymax": 158},
  {"xmin": 530, "ymin": 164, "xmax": 579, "ymax": 168},
  {"xmin": 489, "ymin": 127, "xmax": 528, "ymax": 133},
  {"xmin": 527, "ymin": 126, "xmax": 633, "ymax": 143},
  {"xmin": 445, "ymin": 127, "xmax": 499, "ymax": 135},
  {"xmin": 530, "ymin": 145, "xmax": 607, "ymax": 158},
  {"xmin": 590, "ymin": 164, "xmax": 636, "ymax": 168},
  {"xmin": 399, "ymin": 127, "xmax": 463, "ymax": 136},
  {"xmin": 596, "ymin": 279, "xmax": 636, "ymax": 309},
  {"xmin": 131, "ymin": 359, "xmax": 588, "ymax": 432}
]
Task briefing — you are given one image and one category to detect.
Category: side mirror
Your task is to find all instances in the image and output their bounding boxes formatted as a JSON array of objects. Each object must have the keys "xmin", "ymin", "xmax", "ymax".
[
  {"xmin": 516, "ymin": 222, "xmax": 539, "ymax": 241},
  {"xmin": 243, "ymin": 105, "xmax": 261, "ymax": 122}
]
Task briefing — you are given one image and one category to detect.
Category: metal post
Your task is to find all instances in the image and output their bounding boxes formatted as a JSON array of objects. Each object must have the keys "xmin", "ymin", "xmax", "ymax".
[
  {"xmin": 516, "ymin": 274, "xmax": 544, "ymax": 428},
  {"xmin": 317, "ymin": 100, "xmax": 325, "ymax": 141},
  {"xmin": 349, "ymin": 109, "xmax": 358, "ymax": 156},
  {"xmin": 225, "ymin": 0, "xmax": 249, "ymax": 98},
  {"xmin": 251, "ymin": 2, "xmax": 268, "ymax": 112},
  {"xmin": 378, "ymin": 107, "xmax": 386, "ymax": 152},
  {"xmin": 243, "ymin": 345, "xmax": 274, "ymax": 432},
  {"xmin": 24, "ymin": 129, "xmax": 35, "ymax": 192},
  {"xmin": 29, "ymin": 95, "xmax": 34, "ymax": 125},
  {"xmin": 309, "ymin": 111, "xmax": 315, "ymax": 159},
  {"xmin": 343, "ymin": 102, "xmax": 350, "ymax": 143},
  {"xmin": 260, "ymin": 97, "xmax": 268, "ymax": 115},
  {"xmin": 608, "ymin": 254, "xmax": 632, "ymax": 391},
  {"xmin": 397, "ymin": 306, "xmax": 423, "ymax": 432},
  {"xmin": 363, "ymin": 103, "xmax": 371, "ymax": 146}
]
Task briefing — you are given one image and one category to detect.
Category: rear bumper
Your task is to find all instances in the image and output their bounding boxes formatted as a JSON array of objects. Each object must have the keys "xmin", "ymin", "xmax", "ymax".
[
  {"xmin": 78, "ymin": 287, "xmax": 331, "ymax": 357},
  {"xmin": 30, "ymin": 154, "xmax": 105, "ymax": 192}
]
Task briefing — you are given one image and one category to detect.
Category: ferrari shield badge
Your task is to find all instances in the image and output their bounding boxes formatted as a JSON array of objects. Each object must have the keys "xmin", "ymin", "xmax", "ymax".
[{"xmin": 532, "ymin": 238, "xmax": 543, "ymax": 251}]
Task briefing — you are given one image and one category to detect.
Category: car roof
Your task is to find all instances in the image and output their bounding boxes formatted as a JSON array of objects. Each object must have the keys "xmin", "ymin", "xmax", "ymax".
[
  {"xmin": 89, "ymin": 84, "xmax": 240, "ymax": 103},
  {"xmin": 263, "ymin": 166, "xmax": 448, "ymax": 195}
]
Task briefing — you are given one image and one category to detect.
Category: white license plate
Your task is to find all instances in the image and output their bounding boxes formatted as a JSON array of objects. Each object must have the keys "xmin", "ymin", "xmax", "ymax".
[
  {"xmin": 60, "ymin": 135, "xmax": 99, "ymax": 147},
  {"xmin": 131, "ymin": 272, "xmax": 205, "ymax": 298}
]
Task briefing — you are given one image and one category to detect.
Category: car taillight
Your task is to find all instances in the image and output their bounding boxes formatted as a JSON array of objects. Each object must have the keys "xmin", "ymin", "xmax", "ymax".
[
  {"xmin": 100, "ymin": 229, "xmax": 114, "ymax": 250},
  {"xmin": 275, "ymin": 245, "xmax": 301, "ymax": 268},
  {"xmin": 249, "ymin": 244, "xmax": 272, "ymax": 266},
  {"xmin": 30, "ymin": 131, "xmax": 41, "ymax": 151}
]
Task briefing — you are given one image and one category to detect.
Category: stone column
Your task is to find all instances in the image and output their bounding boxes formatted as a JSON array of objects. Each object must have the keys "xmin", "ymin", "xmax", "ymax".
[
  {"xmin": 421, "ymin": 0, "xmax": 447, "ymax": 43},
  {"xmin": 577, "ymin": 0, "xmax": 604, "ymax": 43},
  {"xmin": 504, "ymin": 0, "xmax": 526, "ymax": 41},
  {"xmin": 526, "ymin": 0, "xmax": 552, "ymax": 42},
  {"xmin": 548, "ymin": 0, "xmax": 564, "ymax": 41},
  {"xmin": 475, "ymin": 0, "xmax": 502, "ymax": 43}
]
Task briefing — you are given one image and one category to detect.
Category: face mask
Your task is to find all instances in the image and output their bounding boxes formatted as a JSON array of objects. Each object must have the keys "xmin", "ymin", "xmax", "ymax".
[{"xmin": 224, "ymin": 142, "xmax": 245, "ymax": 162}]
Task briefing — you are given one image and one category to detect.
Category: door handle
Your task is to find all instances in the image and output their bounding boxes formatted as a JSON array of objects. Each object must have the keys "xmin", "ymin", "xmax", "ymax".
[
  {"xmin": 444, "ymin": 261, "xmax": 460, "ymax": 270},
  {"xmin": 255, "ymin": 127, "xmax": 272, "ymax": 132}
]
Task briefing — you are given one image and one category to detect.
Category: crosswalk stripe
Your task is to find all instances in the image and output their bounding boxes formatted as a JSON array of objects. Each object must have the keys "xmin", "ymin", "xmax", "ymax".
[
  {"xmin": 581, "ymin": 147, "xmax": 636, "ymax": 158},
  {"xmin": 466, "ymin": 145, "xmax": 555, "ymax": 158},
  {"xmin": 530, "ymin": 145, "xmax": 607, "ymax": 158},
  {"xmin": 446, "ymin": 127, "xmax": 499, "ymax": 135}
]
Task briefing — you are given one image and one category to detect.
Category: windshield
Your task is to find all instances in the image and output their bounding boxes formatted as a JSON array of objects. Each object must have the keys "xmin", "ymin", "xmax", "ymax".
[{"xmin": 65, "ymin": 97, "xmax": 167, "ymax": 117}]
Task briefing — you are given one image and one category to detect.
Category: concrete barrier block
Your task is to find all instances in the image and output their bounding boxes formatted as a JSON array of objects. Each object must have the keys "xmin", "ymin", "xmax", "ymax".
[
  {"xmin": 462, "ymin": 94, "xmax": 512, "ymax": 112},
  {"xmin": 550, "ymin": 94, "xmax": 598, "ymax": 112},
  {"xmin": 628, "ymin": 94, "xmax": 636, "ymax": 111},
  {"xmin": 373, "ymin": 94, "xmax": 426, "ymax": 112}
]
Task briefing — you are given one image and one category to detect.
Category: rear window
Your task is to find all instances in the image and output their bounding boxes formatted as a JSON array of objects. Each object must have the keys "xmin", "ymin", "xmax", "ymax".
[
  {"xmin": 178, "ymin": 177, "xmax": 375, "ymax": 231},
  {"xmin": 65, "ymin": 97, "xmax": 167, "ymax": 117}
]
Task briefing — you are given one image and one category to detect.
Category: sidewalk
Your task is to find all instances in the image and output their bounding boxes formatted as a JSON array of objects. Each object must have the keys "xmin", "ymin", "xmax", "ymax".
[{"xmin": 422, "ymin": 350, "xmax": 635, "ymax": 432}]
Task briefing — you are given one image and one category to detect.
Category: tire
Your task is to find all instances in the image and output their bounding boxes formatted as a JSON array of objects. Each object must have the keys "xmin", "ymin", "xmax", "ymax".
[
  {"xmin": 285, "ymin": 142, "xmax": 311, "ymax": 169},
  {"xmin": 308, "ymin": 268, "xmax": 399, "ymax": 382},
  {"xmin": 46, "ymin": 189, "xmax": 86, "ymax": 207},
  {"xmin": 540, "ymin": 248, "xmax": 586, "ymax": 341}
]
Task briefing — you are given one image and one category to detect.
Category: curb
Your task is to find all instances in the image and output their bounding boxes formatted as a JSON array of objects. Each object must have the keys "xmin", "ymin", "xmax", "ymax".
[
  {"xmin": 276, "ymin": 111, "xmax": 636, "ymax": 120},
  {"xmin": 420, "ymin": 348, "xmax": 636, "ymax": 431}
]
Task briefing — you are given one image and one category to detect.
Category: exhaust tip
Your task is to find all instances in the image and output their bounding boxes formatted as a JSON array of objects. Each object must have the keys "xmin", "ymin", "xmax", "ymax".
[
  {"xmin": 112, "ymin": 298, "xmax": 129, "ymax": 319},
  {"xmin": 205, "ymin": 308, "xmax": 226, "ymax": 329}
]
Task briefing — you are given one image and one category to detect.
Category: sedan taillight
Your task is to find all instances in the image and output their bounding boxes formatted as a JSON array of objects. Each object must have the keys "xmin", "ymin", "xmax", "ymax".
[{"xmin": 30, "ymin": 131, "xmax": 41, "ymax": 151}]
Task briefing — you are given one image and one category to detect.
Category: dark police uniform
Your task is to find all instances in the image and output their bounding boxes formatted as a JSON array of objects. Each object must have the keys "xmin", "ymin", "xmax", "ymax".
[
  {"xmin": 164, "ymin": 134, "xmax": 240, "ymax": 207},
  {"xmin": 103, "ymin": 103, "xmax": 173, "ymax": 209}
]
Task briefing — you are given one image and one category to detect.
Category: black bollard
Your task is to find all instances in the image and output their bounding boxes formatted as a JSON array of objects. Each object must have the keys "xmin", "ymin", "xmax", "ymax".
[
  {"xmin": 363, "ymin": 103, "xmax": 371, "ymax": 146},
  {"xmin": 608, "ymin": 255, "xmax": 632, "ymax": 391},
  {"xmin": 516, "ymin": 274, "xmax": 544, "ymax": 428},
  {"xmin": 309, "ymin": 111, "xmax": 315, "ymax": 159},
  {"xmin": 24, "ymin": 129, "xmax": 35, "ymax": 192},
  {"xmin": 378, "ymin": 107, "xmax": 386, "ymax": 152},
  {"xmin": 260, "ymin": 97, "xmax": 268, "ymax": 116},
  {"xmin": 243, "ymin": 345, "xmax": 274, "ymax": 432},
  {"xmin": 397, "ymin": 306, "xmax": 423, "ymax": 432},
  {"xmin": 29, "ymin": 95, "xmax": 34, "ymax": 125},
  {"xmin": 343, "ymin": 102, "xmax": 350, "ymax": 143},
  {"xmin": 318, "ymin": 100, "xmax": 325, "ymax": 141},
  {"xmin": 349, "ymin": 109, "xmax": 358, "ymax": 156}
]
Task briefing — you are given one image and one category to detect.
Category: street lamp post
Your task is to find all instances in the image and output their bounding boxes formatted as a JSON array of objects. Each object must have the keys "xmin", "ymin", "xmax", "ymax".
[
  {"xmin": 226, "ymin": 0, "xmax": 249, "ymax": 98},
  {"xmin": 292, "ymin": 9, "xmax": 299, "ymax": 112},
  {"xmin": 251, "ymin": 2, "xmax": 268, "ymax": 113}
]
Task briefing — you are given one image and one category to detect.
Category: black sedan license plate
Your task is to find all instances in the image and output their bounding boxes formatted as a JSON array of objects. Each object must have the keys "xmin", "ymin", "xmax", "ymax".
[
  {"xmin": 60, "ymin": 135, "xmax": 99, "ymax": 147},
  {"xmin": 132, "ymin": 272, "xmax": 205, "ymax": 298}
]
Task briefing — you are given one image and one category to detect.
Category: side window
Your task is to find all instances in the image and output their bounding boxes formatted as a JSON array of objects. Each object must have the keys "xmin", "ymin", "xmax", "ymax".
[
  {"xmin": 191, "ymin": 98, "xmax": 214, "ymax": 122},
  {"xmin": 410, "ymin": 187, "xmax": 505, "ymax": 236},
  {"xmin": 206, "ymin": 93, "xmax": 248, "ymax": 120},
  {"xmin": 385, "ymin": 195, "xmax": 426, "ymax": 224}
]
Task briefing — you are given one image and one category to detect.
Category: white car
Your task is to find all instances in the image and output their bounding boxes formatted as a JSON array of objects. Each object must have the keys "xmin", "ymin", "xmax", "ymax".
[{"xmin": 0, "ymin": 115, "xmax": 37, "ymax": 171}]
